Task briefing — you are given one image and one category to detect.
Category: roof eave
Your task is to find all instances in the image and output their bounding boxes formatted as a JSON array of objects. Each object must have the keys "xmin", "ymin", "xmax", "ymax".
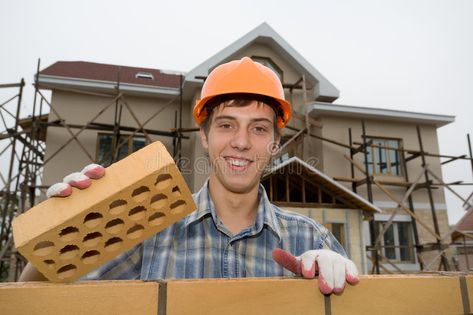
[
  {"xmin": 37, "ymin": 74, "xmax": 180, "ymax": 98},
  {"xmin": 308, "ymin": 102, "xmax": 455, "ymax": 127}
]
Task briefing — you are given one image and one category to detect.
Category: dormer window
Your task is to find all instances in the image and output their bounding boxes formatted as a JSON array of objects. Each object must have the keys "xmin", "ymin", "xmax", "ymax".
[
  {"xmin": 135, "ymin": 72, "xmax": 154, "ymax": 80},
  {"xmin": 251, "ymin": 56, "xmax": 283, "ymax": 81}
]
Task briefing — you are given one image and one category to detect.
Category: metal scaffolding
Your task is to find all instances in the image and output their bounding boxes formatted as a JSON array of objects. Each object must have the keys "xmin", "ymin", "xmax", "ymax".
[
  {"xmin": 276, "ymin": 109, "xmax": 473, "ymax": 274},
  {"xmin": 0, "ymin": 60, "xmax": 186, "ymax": 281}
]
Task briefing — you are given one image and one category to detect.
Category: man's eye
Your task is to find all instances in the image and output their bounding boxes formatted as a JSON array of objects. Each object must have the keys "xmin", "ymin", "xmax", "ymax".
[
  {"xmin": 219, "ymin": 123, "xmax": 232, "ymax": 129},
  {"xmin": 254, "ymin": 126, "xmax": 268, "ymax": 133}
]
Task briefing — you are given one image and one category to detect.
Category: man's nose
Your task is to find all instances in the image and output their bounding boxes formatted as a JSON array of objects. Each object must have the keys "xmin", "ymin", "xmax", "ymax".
[{"xmin": 230, "ymin": 127, "xmax": 251, "ymax": 150}]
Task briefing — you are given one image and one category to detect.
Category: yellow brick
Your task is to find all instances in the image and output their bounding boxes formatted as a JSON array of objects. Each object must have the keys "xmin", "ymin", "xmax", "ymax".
[
  {"xmin": 12, "ymin": 141, "xmax": 196, "ymax": 282},
  {"xmin": 331, "ymin": 274, "xmax": 463, "ymax": 315},
  {"xmin": 165, "ymin": 278, "xmax": 325, "ymax": 315},
  {"xmin": 0, "ymin": 281, "xmax": 158, "ymax": 315}
]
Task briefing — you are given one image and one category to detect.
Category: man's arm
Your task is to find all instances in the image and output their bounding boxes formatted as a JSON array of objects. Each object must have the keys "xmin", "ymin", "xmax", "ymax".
[{"xmin": 18, "ymin": 263, "xmax": 48, "ymax": 281}]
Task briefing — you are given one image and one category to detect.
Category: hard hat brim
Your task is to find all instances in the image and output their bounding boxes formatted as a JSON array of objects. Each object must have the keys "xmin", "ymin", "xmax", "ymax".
[{"xmin": 194, "ymin": 93, "xmax": 291, "ymax": 129}]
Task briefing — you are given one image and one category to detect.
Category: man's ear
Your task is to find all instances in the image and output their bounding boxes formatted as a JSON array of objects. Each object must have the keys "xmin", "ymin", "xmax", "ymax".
[
  {"xmin": 199, "ymin": 127, "xmax": 209, "ymax": 150},
  {"xmin": 270, "ymin": 134, "xmax": 281, "ymax": 156},
  {"xmin": 268, "ymin": 136, "xmax": 281, "ymax": 157},
  {"xmin": 275, "ymin": 134, "xmax": 281, "ymax": 147}
]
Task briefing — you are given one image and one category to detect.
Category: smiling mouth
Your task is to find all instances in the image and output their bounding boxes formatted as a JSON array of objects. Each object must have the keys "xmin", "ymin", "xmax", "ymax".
[{"xmin": 224, "ymin": 156, "xmax": 253, "ymax": 169}]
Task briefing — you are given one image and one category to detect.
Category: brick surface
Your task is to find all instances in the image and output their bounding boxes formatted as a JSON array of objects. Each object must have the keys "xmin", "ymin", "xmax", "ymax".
[{"xmin": 12, "ymin": 141, "xmax": 196, "ymax": 282}]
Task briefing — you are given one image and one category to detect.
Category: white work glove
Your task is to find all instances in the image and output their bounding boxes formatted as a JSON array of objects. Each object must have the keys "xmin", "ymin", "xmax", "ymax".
[
  {"xmin": 272, "ymin": 248, "xmax": 359, "ymax": 294},
  {"xmin": 46, "ymin": 164, "xmax": 106, "ymax": 198}
]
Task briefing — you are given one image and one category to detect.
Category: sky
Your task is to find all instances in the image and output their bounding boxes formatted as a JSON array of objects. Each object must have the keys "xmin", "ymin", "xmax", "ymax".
[{"xmin": 0, "ymin": 0, "xmax": 472, "ymax": 224}]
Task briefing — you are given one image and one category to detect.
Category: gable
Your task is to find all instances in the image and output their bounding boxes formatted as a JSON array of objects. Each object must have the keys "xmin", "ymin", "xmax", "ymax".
[
  {"xmin": 229, "ymin": 43, "xmax": 305, "ymax": 88},
  {"xmin": 183, "ymin": 22, "xmax": 339, "ymax": 103}
]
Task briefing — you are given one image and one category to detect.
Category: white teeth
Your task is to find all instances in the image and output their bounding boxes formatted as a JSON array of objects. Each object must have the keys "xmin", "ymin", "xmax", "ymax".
[{"xmin": 228, "ymin": 158, "xmax": 249, "ymax": 167}]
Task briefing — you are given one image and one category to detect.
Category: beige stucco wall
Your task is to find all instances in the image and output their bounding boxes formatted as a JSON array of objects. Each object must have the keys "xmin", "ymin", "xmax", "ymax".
[{"xmin": 43, "ymin": 90, "xmax": 192, "ymax": 188}]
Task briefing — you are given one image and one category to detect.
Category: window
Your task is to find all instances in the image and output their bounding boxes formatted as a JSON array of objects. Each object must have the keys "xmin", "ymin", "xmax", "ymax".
[
  {"xmin": 378, "ymin": 221, "xmax": 414, "ymax": 263},
  {"xmin": 326, "ymin": 223, "xmax": 346, "ymax": 248},
  {"xmin": 366, "ymin": 138, "xmax": 402, "ymax": 176},
  {"xmin": 135, "ymin": 72, "xmax": 154, "ymax": 80},
  {"xmin": 96, "ymin": 134, "xmax": 147, "ymax": 166},
  {"xmin": 251, "ymin": 56, "xmax": 283, "ymax": 81}
]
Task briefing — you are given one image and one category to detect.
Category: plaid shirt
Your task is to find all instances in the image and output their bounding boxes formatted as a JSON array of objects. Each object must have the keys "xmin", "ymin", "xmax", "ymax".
[{"xmin": 83, "ymin": 180, "xmax": 346, "ymax": 280}]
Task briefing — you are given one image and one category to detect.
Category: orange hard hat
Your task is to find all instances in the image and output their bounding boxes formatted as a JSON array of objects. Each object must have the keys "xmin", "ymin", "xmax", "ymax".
[{"xmin": 193, "ymin": 57, "xmax": 291, "ymax": 128}]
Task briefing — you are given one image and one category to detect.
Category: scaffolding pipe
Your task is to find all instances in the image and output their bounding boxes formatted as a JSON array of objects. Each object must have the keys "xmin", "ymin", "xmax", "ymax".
[{"xmin": 416, "ymin": 125, "xmax": 450, "ymax": 271}]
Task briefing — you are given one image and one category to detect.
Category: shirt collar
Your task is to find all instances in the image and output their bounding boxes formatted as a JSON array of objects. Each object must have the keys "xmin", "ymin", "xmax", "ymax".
[
  {"xmin": 184, "ymin": 179, "xmax": 282, "ymax": 241},
  {"xmin": 184, "ymin": 179, "xmax": 214, "ymax": 226}
]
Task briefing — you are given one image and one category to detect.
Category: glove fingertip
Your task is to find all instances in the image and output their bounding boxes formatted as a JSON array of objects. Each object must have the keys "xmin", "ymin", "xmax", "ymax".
[
  {"xmin": 345, "ymin": 260, "xmax": 360, "ymax": 285},
  {"xmin": 46, "ymin": 183, "xmax": 72, "ymax": 198},
  {"xmin": 301, "ymin": 260, "xmax": 317, "ymax": 279},
  {"xmin": 82, "ymin": 164, "xmax": 105, "ymax": 179},
  {"xmin": 64, "ymin": 172, "xmax": 92, "ymax": 189},
  {"xmin": 318, "ymin": 274, "xmax": 334, "ymax": 295},
  {"xmin": 333, "ymin": 285, "xmax": 345, "ymax": 295},
  {"xmin": 346, "ymin": 273, "xmax": 360, "ymax": 285}
]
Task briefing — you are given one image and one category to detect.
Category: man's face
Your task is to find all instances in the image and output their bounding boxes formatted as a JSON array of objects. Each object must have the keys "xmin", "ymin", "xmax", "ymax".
[{"xmin": 200, "ymin": 101, "xmax": 280, "ymax": 194}]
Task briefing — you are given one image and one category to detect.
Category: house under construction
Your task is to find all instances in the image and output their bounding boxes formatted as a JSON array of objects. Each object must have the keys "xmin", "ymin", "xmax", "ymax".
[{"xmin": 1, "ymin": 22, "xmax": 472, "ymax": 281}]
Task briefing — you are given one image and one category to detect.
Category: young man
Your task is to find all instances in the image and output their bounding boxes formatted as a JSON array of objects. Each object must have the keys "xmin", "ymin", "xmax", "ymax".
[{"xmin": 19, "ymin": 57, "xmax": 359, "ymax": 294}]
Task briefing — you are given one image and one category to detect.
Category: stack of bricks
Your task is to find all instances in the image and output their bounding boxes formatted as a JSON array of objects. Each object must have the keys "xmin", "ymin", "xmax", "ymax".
[{"xmin": 12, "ymin": 141, "xmax": 196, "ymax": 282}]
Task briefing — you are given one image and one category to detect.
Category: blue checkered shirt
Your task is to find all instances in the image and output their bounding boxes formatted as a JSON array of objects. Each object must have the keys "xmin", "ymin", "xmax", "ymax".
[{"xmin": 83, "ymin": 180, "xmax": 346, "ymax": 280}]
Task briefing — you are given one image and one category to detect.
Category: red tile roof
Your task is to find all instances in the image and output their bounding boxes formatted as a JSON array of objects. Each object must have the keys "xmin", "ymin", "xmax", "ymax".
[
  {"xmin": 40, "ymin": 61, "xmax": 181, "ymax": 89},
  {"xmin": 455, "ymin": 210, "xmax": 473, "ymax": 232}
]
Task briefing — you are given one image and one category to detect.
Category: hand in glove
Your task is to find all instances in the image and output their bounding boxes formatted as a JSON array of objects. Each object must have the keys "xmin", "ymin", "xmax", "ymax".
[
  {"xmin": 46, "ymin": 164, "xmax": 105, "ymax": 198},
  {"xmin": 272, "ymin": 248, "xmax": 359, "ymax": 294}
]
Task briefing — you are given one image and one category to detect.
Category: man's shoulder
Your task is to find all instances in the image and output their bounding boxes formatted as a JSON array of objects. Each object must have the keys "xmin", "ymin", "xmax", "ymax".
[{"xmin": 269, "ymin": 203, "xmax": 327, "ymax": 231}]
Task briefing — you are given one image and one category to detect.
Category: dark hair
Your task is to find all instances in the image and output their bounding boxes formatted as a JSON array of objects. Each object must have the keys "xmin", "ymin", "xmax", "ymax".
[{"xmin": 200, "ymin": 93, "xmax": 282, "ymax": 138}]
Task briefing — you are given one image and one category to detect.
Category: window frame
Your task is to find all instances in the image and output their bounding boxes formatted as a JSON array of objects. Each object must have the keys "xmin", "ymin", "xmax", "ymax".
[
  {"xmin": 95, "ymin": 133, "xmax": 147, "ymax": 166},
  {"xmin": 378, "ymin": 221, "xmax": 415, "ymax": 263},
  {"xmin": 365, "ymin": 136, "xmax": 404, "ymax": 177},
  {"xmin": 325, "ymin": 222, "xmax": 346, "ymax": 249},
  {"xmin": 135, "ymin": 72, "xmax": 154, "ymax": 80}
]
